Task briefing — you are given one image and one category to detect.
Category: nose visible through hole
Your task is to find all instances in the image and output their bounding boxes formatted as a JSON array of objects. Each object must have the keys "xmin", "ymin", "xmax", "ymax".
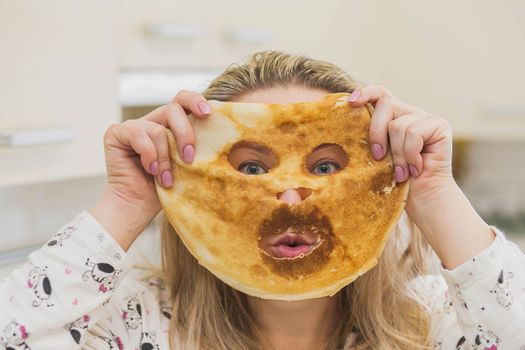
[{"xmin": 276, "ymin": 187, "xmax": 313, "ymax": 204}]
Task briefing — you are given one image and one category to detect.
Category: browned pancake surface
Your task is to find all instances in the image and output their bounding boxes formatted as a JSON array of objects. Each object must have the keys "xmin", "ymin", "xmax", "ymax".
[{"xmin": 156, "ymin": 93, "xmax": 408, "ymax": 300}]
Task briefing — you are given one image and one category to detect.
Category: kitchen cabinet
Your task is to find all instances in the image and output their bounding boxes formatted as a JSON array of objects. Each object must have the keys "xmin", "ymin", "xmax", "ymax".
[
  {"xmin": 339, "ymin": 0, "xmax": 525, "ymax": 141},
  {"xmin": 116, "ymin": 0, "xmax": 525, "ymax": 140},
  {"xmin": 115, "ymin": 0, "xmax": 361, "ymax": 70},
  {"xmin": 0, "ymin": 0, "xmax": 120, "ymax": 187}
]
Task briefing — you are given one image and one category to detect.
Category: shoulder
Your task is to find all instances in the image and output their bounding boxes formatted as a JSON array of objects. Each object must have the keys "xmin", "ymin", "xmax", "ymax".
[
  {"xmin": 406, "ymin": 274, "xmax": 465, "ymax": 347},
  {"xmin": 110, "ymin": 267, "xmax": 173, "ymax": 320},
  {"xmin": 406, "ymin": 274, "xmax": 452, "ymax": 314},
  {"xmin": 88, "ymin": 266, "xmax": 173, "ymax": 338},
  {"xmin": 83, "ymin": 270, "xmax": 173, "ymax": 349}
]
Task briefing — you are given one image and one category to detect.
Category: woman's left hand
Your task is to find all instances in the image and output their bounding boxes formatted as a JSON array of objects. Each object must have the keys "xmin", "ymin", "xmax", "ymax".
[
  {"xmin": 347, "ymin": 85, "xmax": 494, "ymax": 270},
  {"xmin": 347, "ymin": 85, "xmax": 454, "ymax": 205}
]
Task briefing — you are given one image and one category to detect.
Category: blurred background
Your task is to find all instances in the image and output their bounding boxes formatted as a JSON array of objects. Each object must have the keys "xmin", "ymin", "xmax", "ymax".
[{"xmin": 1, "ymin": 0, "xmax": 524, "ymax": 275}]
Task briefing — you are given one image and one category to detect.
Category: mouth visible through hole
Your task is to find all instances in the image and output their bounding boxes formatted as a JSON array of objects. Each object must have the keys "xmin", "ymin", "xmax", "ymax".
[
  {"xmin": 259, "ymin": 227, "xmax": 324, "ymax": 260},
  {"xmin": 258, "ymin": 206, "xmax": 335, "ymax": 277}
]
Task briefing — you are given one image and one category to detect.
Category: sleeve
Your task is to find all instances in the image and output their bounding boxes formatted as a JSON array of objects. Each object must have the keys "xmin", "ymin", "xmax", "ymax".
[
  {"xmin": 438, "ymin": 227, "xmax": 525, "ymax": 349},
  {"xmin": 0, "ymin": 210, "xmax": 131, "ymax": 350},
  {"xmin": 80, "ymin": 275, "xmax": 172, "ymax": 350}
]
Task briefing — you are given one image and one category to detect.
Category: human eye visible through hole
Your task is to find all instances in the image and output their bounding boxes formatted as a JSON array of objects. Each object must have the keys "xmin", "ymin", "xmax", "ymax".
[
  {"xmin": 228, "ymin": 141, "xmax": 278, "ymax": 175},
  {"xmin": 305, "ymin": 144, "xmax": 348, "ymax": 176}
]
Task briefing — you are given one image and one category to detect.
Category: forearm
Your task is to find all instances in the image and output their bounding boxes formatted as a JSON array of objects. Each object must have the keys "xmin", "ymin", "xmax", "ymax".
[{"xmin": 406, "ymin": 179, "xmax": 495, "ymax": 270}]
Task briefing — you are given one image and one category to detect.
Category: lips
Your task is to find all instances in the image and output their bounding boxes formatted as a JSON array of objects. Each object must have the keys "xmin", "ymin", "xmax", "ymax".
[{"xmin": 261, "ymin": 227, "xmax": 323, "ymax": 259}]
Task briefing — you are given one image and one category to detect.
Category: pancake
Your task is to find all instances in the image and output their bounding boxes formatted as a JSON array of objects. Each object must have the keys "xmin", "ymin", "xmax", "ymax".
[{"xmin": 156, "ymin": 93, "xmax": 408, "ymax": 300}]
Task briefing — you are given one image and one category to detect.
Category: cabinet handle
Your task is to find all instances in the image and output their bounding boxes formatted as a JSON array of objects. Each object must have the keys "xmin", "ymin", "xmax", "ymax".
[
  {"xmin": 482, "ymin": 106, "xmax": 525, "ymax": 120},
  {"xmin": 222, "ymin": 28, "xmax": 273, "ymax": 44},
  {"xmin": 0, "ymin": 126, "xmax": 74, "ymax": 147},
  {"xmin": 144, "ymin": 23, "xmax": 207, "ymax": 40}
]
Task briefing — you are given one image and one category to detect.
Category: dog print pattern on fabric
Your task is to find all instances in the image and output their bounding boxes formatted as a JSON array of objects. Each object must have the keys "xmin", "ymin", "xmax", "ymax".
[
  {"xmin": 490, "ymin": 269, "xmax": 514, "ymax": 310},
  {"xmin": 2, "ymin": 211, "xmax": 525, "ymax": 349},
  {"xmin": 27, "ymin": 265, "xmax": 53, "ymax": 307},
  {"xmin": 65, "ymin": 314, "xmax": 90, "ymax": 345},
  {"xmin": 46, "ymin": 225, "xmax": 76, "ymax": 247},
  {"xmin": 94, "ymin": 331, "xmax": 124, "ymax": 350},
  {"xmin": 82, "ymin": 258, "xmax": 121, "ymax": 293},
  {"xmin": 159, "ymin": 300, "xmax": 172, "ymax": 320},
  {"xmin": 456, "ymin": 336, "xmax": 468, "ymax": 350},
  {"xmin": 454, "ymin": 283, "xmax": 468, "ymax": 310},
  {"xmin": 122, "ymin": 294, "xmax": 142, "ymax": 330},
  {"xmin": 474, "ymin": 325, "xmax": 500, "ymax": 350},
  {"xmin": 140, "ymin": 331, "xmax": 160, "ymax": 350},
  {"xmin": 1, "ymin": 320, "xmax": 30, "ymax": 350}
]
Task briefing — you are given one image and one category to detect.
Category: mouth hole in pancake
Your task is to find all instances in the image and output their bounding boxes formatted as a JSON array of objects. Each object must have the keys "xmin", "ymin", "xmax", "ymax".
[
  {"xmin": 227, "ymin": 141, "xmax": 278, "ymax": 175},
  {"xmin": 304, "ymin": 143, "xmax": 348, "ymax": 175},
  {"xmin": 258, "ymin": 206, "xmax": 336, "ymax": 277},
  {"xmin": 259, "ymin": 226, "xmax": 325, "ymax": 260}
]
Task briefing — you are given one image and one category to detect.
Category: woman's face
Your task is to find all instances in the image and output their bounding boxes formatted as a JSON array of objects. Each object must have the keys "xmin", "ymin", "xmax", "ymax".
[
  {"xmin": 229, "ymin": 87, "xmax": 349, "ymax": 259},
  {"xmin": 161, "ymin": 87, "xmax": 406, "ymax": 298}
]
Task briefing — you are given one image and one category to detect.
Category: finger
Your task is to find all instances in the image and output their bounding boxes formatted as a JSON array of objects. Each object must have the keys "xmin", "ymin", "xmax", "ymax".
[
  {"xmin": 367, "ymin": 97, "xmax": 424, "ymax": 160},
  {"xmin": 132, "ymin": 119, "xmax": 173, "ymax": 187},
  {"xmin": 115, "ymin": 121, "xmax": 158, "ymax": 176},
  {"xmin": 164, "ymin": 103, "xmax": 196, "ymax": 164},
  {"xmin": 404, "ymin": 116, "xmax": 452, "ymax": 177},
  {"xmin": 141, "ymin": 103, "xmax": 195, "ymax": 164},
  {"xmin": 172, "ymin": 90, "xmax": 211, "ymax": 118},
  {"xmin": 387, "ymin": 114, "xmax": 423, "ymax": 183},
  {"xmin": 403, "ymin": 119, "xmax": 427, "ymax": 178},
  {"xmin": 347, "ymin": 85, "xmax": 395, "ymax": 106},
  {"xmin": 368, "ymin": 97, "xmax": 396, "ymax": 160}
]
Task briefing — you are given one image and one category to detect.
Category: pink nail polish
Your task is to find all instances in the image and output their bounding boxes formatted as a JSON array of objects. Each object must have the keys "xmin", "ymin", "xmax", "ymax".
[
  {"xmin": 183, "ymin": 144, "xmax": 195, "ymax": 163},
  {"xmin": 161, "ymin": 170, "xmax": 173, "ymax": 187},
  {"xmin": 198, "ymin": 101, "xmax": 211, "ymax": 115},
  {"xmin": 348, "ymin": 90, "xmax": 361, "ymax": 102},
  {"xmin": 394, "ymin": 165, "xmax": 406, "ymax": 182},
  {"xmin": 149, "ymin": 161, "xmax": 159, "ymax": 175},
  {"xmin": 371, "ymin": 143, "xmax": 383, "ymax": 160},
  {"xmin": 409, "ymin": 165, "xmax": 419, "ymax": 177}
]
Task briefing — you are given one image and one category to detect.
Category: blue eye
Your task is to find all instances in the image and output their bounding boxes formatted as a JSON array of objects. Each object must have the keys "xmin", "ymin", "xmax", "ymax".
[
  {"xmin": 311, "ymin": 161, "xmax": 340, "ymax": 175},
  {"xmin": 238, "ymin": 161, "xmax": 267, "ymax": 175}
]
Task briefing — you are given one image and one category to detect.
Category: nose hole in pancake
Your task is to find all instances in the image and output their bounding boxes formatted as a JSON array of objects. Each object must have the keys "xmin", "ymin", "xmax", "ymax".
[{"xmin": 276, "ymin": 187, "xmax": 312, "ymax": 202}]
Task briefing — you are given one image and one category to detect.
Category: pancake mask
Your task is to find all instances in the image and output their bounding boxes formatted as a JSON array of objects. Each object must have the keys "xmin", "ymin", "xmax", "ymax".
[{"xmin": 156, "ymin": 93, "xmax": 408, "ymax": 301}]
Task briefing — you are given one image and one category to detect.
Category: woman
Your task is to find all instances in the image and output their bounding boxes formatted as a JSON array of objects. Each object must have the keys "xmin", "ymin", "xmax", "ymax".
[{"xmin": 1, "ymin": 51, "xmax": 524, "ymax": 350}]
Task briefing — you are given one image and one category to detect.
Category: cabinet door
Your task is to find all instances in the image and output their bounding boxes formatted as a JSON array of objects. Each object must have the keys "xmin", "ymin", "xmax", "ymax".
[
  {"xmin": 116, "ymin": 0, "xmax": 357, "ymax": 70},
  {"xmin": 0, "ymin": 0, "xmax": 120, "ymax": 187},
  {"xmin": 343, "ymin": 0, "xmax": 525, "ymax": 140}
]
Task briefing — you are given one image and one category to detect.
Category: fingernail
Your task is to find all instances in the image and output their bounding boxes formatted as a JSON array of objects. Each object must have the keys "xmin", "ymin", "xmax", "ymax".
[
  {"xmin": 348, "ymin": 90, "xmax": 361, "ymax": 102},
  {"xmin": 409, "ymin": 164, "xmax": 419, "ymax": 177},
  {"xmin": 161, "ymin": 170, "xmax": 173, "ymax": 187},
  {"xmin": 198, "ymin": 101, "xmax": 211, "ymax": 115},
  {"xmin": 394, "ymin": 165, "xmax": 406, "ymax": 183},
  {"xmin": 183, "ymin": 144, "xmax": 195, "ymax": 163},
  {"xmin": 371, "ymin": 143, "xmax": 383, "ymax": 160},
  {"xmin": 149, "ymin": 161, "xmax": 159, "ymax": 175}
]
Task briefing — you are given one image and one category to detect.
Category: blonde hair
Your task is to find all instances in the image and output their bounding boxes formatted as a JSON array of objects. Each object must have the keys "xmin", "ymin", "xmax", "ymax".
[{"xmin": 160, "ymin": 51, "xmax": 432, "ymax": 349}]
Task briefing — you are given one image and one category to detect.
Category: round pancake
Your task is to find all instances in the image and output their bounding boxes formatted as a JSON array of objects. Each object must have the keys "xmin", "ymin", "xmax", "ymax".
[{"xmin": 156, "ymin": 93, "xmax": 408, "ymax": 300}]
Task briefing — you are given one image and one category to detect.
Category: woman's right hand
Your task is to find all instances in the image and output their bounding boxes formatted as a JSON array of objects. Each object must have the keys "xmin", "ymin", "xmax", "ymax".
[{"xmin": 90, "ymin": 91, "xmax": 212, "ymax": 251}]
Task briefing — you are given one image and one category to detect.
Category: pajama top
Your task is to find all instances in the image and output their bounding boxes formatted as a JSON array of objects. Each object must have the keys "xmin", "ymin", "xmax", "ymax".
[{"xmin": 1, "ymin": 210, "xmax": 524, "ymax": 349}]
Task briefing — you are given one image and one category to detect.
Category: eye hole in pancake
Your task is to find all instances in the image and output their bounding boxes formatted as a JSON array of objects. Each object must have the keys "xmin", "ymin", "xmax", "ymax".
[
  {"xmin": 228, "ymin": 141, "xmax": 278, "ymax": 175},
  {"xmin": 305, "ymin": 144, "xmax": 348, "ymax": 176}
]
